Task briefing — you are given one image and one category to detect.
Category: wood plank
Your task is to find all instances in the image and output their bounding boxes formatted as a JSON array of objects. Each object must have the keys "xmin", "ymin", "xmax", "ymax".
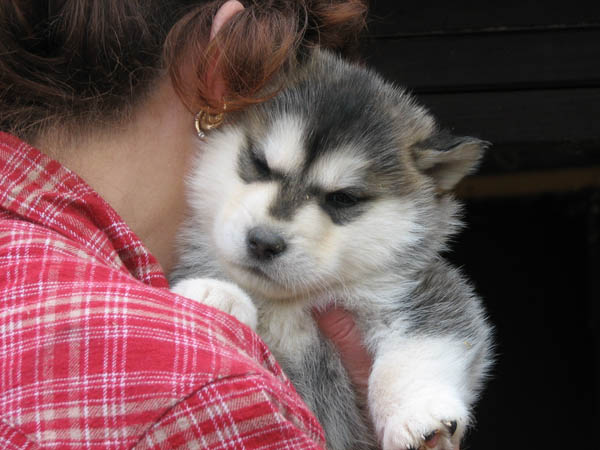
[
  {"xmin": 477, "ymin": 142, "xmax": 600, "ymax": 175},
  {"xmin": 368, "ymin": 0, "xmax": 600, "ymax": 36},
  {"xmin": 416, "ymin": 88, "xmax": 600, "ymax": 174},
  {"xmin": 417, "ymin": 88, "xmax": 600, "ymax": 145},
  {"xmin": 456, "ymin": 167, "xmax": 600, "ymax": 198},
  {"xmin": 363, "ymin": 29, "xmax": 600, "ymax": 92}
]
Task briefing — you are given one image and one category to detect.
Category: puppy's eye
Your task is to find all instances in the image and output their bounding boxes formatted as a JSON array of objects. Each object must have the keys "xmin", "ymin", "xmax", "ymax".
[
  {"xmin": 251, "ymin": 151, "xmax": 271, "ymax": 177},
  {"xmin": 325, "ymin": 191, "xmax": 360, "ymax": 208}
]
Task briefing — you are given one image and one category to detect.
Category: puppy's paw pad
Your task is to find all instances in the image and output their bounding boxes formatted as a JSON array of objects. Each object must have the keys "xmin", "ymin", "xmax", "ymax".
[{"xmin": 171, "ymin": 278, "xmax": 257, "ymax": 330}]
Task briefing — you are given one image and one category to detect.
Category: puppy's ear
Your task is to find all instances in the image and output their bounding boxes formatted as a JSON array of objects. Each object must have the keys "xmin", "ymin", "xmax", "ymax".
[{"xmin": 412, "ymin": 131, "xmax": 490, "ymax": 191}]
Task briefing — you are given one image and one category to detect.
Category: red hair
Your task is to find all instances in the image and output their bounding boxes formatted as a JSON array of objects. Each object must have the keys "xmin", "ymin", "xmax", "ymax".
[
  {"xmin": 166, "ymin": 0, "xmax": 368, "ymax": 113},
  {"xmin": 0, "ymin": 0, "xmax": 367, "ymax": 140}
]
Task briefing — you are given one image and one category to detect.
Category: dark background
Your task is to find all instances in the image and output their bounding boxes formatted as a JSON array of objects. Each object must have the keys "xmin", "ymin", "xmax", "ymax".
[{"xmin": 362, "ymin": 1, "xmax": 599, "ymax": 448}]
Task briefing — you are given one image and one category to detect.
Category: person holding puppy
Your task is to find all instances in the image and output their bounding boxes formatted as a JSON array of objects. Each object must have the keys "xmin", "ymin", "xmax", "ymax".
[{"xmin": 0, "ymin": 0, "xmax": 380, "ymax": 448}]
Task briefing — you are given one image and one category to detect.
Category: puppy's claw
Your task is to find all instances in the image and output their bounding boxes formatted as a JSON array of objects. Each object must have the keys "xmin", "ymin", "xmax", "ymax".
[
  {"xmin": 422, "ymin": 430, "xmax": 438, "ymax": 442},
  {"xmin": 442, "ymin": 420, "xmax": 458, "ymax": 436}
]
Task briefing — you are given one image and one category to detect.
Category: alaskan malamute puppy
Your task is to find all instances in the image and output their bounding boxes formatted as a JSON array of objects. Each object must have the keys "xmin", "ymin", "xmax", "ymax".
[{"xmin": 171, "ymin": 50, "xmax": 493, "ymax": 450}]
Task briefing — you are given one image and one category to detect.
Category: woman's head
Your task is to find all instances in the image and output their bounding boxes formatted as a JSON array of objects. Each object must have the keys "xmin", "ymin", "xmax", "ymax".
[{"xmin": 0, "ymin": 0, "xmax": 367, "ymax": 141}]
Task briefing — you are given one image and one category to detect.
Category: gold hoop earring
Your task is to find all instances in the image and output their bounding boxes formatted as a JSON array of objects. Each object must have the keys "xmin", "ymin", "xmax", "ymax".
[{"xmin": 194, "ymin": 108, "xmax": 225, "ymax": 139}]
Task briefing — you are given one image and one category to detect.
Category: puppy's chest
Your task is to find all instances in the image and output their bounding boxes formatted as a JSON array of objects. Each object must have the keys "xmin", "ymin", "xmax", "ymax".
[{"xmin": 255, "ymin": 301, "xmax": 319, "ymax": 360}]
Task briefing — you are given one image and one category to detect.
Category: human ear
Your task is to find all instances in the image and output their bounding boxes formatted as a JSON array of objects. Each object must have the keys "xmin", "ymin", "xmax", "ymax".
[
  {"xmin": 210, "ymin": 0, "xmax": 245, "ymax": 40},
  {"xmin": 207, "ymin": 0, "xmax": 245, "ymax": 101}
]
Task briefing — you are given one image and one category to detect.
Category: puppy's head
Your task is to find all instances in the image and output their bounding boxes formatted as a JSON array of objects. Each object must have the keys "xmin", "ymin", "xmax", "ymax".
[{"xmin": 188, "ymin": 50, "xmax": 488, "ymax": 301}]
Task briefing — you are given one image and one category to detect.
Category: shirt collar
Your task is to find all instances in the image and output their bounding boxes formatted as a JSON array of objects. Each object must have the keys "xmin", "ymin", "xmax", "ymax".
[{"xmin": 0, "ymin": 132, "xmax": 168, "ymax": 288}]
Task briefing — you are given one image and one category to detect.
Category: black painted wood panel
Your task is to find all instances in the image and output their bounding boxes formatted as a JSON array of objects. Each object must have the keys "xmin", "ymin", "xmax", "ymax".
[
  {"xmin": 420, "ymin": 88, "xmax": 600, "ymax": 144},
  {"xmin": 364, "ymin": 29, "xmax": 600, "ymax": 92},
  {"xmin": 363, "ymin": 2, "xmax": 600, "ymax": 174},
  {"xmin": 414, "ymin": 88, "xmax": 600, "ymax": 174},
  {"xmin": 368, "ymin": 0, "xmax": 600, "ymax": 36}
]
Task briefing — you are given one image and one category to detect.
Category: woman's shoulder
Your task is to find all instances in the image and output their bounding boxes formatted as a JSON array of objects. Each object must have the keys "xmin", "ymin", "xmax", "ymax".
[
  {"xmin": 0, "ymin": 211, "xmax": 269, "ymax": 377},
  {"xmin": 0, "ymin": 212, "xmax": 323, "ymax": 448}
]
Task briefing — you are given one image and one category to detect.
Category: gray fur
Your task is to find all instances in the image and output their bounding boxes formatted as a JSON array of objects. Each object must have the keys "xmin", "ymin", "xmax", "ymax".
[
  {"xmin": 281, "ymin": 339, "xmax": 377, "ymax": 450},
  {"xmin": 172, "ymin": 50, "xmax": 493, "ymax": 450}
]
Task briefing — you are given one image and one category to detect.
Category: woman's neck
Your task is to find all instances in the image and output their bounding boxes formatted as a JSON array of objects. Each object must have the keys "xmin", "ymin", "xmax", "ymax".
[{"xmin": 34, "ymin": 80, "xmax": 197, "ymax": 276}]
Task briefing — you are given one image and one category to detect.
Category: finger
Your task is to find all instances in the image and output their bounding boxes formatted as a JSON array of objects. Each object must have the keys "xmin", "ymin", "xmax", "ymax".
[{"xmin": 313, "ymin": 307, "xmax": 372, "ymax": 395}]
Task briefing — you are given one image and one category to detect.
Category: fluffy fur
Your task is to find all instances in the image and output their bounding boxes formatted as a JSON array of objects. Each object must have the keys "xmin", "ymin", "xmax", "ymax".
[{"xmin": 171, "ymin": 50, "xmax": 494, "ymax": 450}]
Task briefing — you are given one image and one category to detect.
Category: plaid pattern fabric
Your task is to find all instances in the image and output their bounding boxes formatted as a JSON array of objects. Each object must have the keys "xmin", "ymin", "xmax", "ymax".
[{"xmin": 0, "ymin": 132, "xmax": 325, "ymax": 449}]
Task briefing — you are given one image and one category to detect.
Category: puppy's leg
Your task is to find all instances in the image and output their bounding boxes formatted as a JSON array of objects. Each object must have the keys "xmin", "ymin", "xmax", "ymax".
[
  {"xmin": 171, "ymin": 278, "xmax": 258, "ymax": 330},
  {"xmin": 369, "ymin": 337, "xmax": 476, "ymax": 450}
]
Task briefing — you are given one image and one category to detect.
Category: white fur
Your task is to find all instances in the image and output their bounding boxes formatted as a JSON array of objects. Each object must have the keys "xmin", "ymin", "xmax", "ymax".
[
  {"xmin": 171, "ymin": 278, "xmax": 258, "ymax": 330},
  {"xmin": 187, "ymin": 128, "xmax": 247, "ymax": 223},
  {"xmin": 307, "ymin": 150, "xmax": 370, "ymax": 191},
  {"xmin": 213, "ymin": 181, "xmax": 279, "ymax": 265},
  {"xmin": 331, "ymin": 198, "xmax": 423, "ymax": 280},
  {"xmin": 369, "ymin": 337, "xmax": 471, "ymax": 450},
  {"xmin": 258, "ymin": 303, "xmax": 317, "ymax": 359},
  {"xmin": 263, "ymin": 116, "xmax": 306, "ymax": 174}
]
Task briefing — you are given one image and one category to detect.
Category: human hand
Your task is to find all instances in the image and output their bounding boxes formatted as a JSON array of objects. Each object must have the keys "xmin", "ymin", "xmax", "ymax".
[
  {"xmin": 314, "ymin": 307, "xmax": 458, "ymax": 450},
  {"xmin": 313, "ymin": 307, "xmax": 372, "ymax": 397}
]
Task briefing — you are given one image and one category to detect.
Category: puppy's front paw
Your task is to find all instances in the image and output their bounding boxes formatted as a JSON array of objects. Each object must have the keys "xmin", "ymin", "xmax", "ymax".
[
  {"xmin": 171, "ymin": 278, "xmax": 257, "ymax": 330},
  {"xmin": 373, "ymin": 392, "xmax": 466, "ymax": 450},
  {"xmin": 369, "ymin": 365, "xmax": 469, "ymax": 450}
]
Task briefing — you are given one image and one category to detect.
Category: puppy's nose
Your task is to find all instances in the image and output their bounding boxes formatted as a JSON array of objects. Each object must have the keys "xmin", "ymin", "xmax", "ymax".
[{"xmin": 247, "ymin": 227, "xmax": 287, "ymax": 261}]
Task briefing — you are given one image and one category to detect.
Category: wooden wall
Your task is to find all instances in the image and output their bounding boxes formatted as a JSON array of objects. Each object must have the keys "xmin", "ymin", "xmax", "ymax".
[{"xmin": 364, "ymin": 0, "xmax": 600, "ymax": 179}]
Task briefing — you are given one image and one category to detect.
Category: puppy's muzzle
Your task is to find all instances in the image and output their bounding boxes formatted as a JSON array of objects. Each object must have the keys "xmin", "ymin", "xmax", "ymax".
[{"xmin": 246, "ymin": 226, "xmax": 287, "ymax": 261}]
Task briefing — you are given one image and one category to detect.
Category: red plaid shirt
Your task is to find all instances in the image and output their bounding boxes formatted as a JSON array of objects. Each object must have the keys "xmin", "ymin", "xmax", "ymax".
[{"xmin": 0, "ymin": 132, "xmax": 325, "ymax": 450}]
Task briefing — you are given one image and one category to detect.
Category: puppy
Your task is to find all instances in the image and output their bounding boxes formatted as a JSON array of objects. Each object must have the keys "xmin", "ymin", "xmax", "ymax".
[{"xmin": 171, "ymin": 49, "xmax": 494, "ymax": 450}]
